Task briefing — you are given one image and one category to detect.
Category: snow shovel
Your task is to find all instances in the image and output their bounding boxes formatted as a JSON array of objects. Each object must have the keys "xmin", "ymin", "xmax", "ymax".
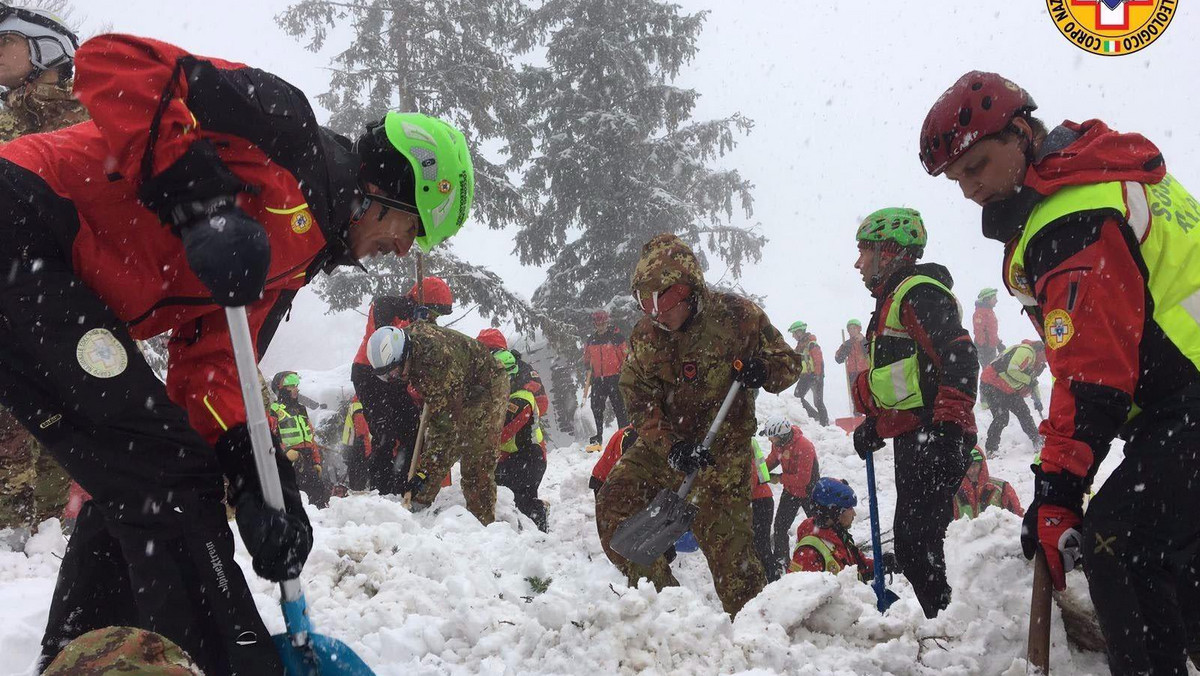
[
  {"xmin": 226, "ymin": 307, "xmax": 376, "ymax": 676},
  {"xmin": 611, "ymin": 379, "xmax": 743, "ymax": 566},
  {"xmin": 864, "ymin": 452, "xmax": 900, "ymax": 613}
]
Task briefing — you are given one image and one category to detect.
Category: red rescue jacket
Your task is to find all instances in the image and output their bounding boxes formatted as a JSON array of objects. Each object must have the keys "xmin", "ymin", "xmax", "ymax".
[
  {"xmin": 590, "ymin": 426, "xmax": 633, "ymax": 490},
  {"xmin": 584, "ymin": 326, "xmax": 627, "ymax": 378},
  {"xmin": 765, "ymin": 425, "xmax": 819, "ymax": 498},
  {"xmin": 0, "ymin": 35, "xmax": 360, "ymax": 444},
  {"xmin": 789, "ymin": 518, "xmax": 873, "ymax": 581},
  {"xmin": 796, "ymin": 334, "xmax": 824, "ymax": 377},
  {"xmin": 953, "ymin": 453, "xmax": 1024, "ymax": 519},
  {"xmin": 987, "ymin": 119, "xmax": 1192, "ymax": 479},
  {"xmin": 972, "ymin": 304, "xmax": 1001, "ymax": 350}
]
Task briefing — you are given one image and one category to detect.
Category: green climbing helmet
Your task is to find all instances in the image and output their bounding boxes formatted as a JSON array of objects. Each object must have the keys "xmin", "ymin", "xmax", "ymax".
[
  {"xmin": 855, "ymin": 207, "xmax": 927, "ymax": 249},
  {"xmin": 788, "ymin": 321, "xmax": 807, "ymax": 333},
  {"xmin": 494, "ymin": 349, "xmax": 519, "ymax": 376},
  {"xmin": 357, "ymin": 112, "xmax": 475, "ymax": 253},
  {"xmin": 846, "ymin": 319, "xmax": 862, "ymax": 329},
  {"xmin": 978, "ymin": 287, "xmax": 998, "ymax": 300}
]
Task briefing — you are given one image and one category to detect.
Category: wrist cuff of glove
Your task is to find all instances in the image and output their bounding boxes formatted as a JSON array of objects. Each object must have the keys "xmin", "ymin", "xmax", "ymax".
[
  {"xmin": 1031, "ymin": 465, "xmax": 1085, "ymax": 509},
  {"xmin": 138, "ymin": 140, "xmax": 247, "ymax": 225},
  {"xmin": 214, "ymin": 425, "xmax": 257, "ymax": 501}
]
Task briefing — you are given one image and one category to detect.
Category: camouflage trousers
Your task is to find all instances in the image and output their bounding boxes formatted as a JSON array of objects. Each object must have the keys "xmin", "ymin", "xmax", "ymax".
[
  {"xmin": 413, "ymin": 378, "xmax": 508, "ymax": 525},
  {"xmin": 595, "ymin": 433, "xmax": 766, "ymax": 616},
  {"xmin": 0, "ymin": 406, "xmax": 71, "ymax": 531}
]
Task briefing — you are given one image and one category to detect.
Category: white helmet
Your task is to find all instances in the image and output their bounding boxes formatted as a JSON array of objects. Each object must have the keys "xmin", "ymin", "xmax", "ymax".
[
  {"xmin": 366, "ymin": 325, "xmax": 408, "ymax": 380},
  {"xmin": 759, "ymin": 417, "xmax": 792, "ymax": 439},
  {"xmin": 0, "ymin": 5, "xmax": 78, "ymax": 80}
]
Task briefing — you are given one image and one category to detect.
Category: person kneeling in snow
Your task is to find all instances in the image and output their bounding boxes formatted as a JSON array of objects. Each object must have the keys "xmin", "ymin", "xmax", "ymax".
[
  {"xmin": 952, "ymin": 447, "xmax": 1024, "ymax": 519},
  {"xmin": 366, "ymin": 323, "xmax": 508, "ymax": 523},
  {"xmin": 790, "ymin": 478, "xmax": 896, "ymax": 581}
]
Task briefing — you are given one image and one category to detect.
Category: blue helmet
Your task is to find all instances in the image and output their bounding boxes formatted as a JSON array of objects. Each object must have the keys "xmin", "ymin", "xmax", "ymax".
[{"xmin": 812, "ymin": 478, "xmax": 857, "ymax": 510}]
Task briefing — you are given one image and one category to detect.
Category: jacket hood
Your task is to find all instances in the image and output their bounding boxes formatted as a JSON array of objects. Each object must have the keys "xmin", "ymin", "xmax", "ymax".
[
  {"xmin": 631, "ymin": 233, "xmax": 706, "ymax": 299},
  {"xmin": 971, "ymin": 451, "xmax": 992, "ymax": 486},
  {"xmin": 1024, "ymin": 119, "xmax": 1166, "ymax": 195},
  {"xmin": 983, "ymin": 120, "xmax": 1166, "ymax": 243}
]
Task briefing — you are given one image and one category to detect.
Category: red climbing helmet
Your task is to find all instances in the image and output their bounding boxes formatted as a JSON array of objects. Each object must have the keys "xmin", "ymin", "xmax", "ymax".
[
  {"xmin": 407, "ymin": 276, "xmax": 453, "ymax": 314},
  {"xmin": 919, "ymin": 71, "xmax": 1037, "ymax": 176}
]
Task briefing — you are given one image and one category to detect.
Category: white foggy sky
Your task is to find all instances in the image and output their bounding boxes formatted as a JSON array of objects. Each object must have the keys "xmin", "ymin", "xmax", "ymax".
[{"xmin": 78, "ymin": 1, "xmax": 1200, "ymax": 417}]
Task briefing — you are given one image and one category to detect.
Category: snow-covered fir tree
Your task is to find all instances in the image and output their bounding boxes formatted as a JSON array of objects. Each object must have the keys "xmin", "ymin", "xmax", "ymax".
[
  {"xmin": 516, "ymin": 0, "xmax": 764, "ymax": 423},
  {"xmin": 277, "ymin": 0, "xmax": 551, "ymax": 332}
]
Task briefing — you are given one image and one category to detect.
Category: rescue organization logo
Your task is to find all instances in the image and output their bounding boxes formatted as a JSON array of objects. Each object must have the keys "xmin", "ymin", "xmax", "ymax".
[
  {"xmin": 1044, "ymin": 309, "xmax": 1076, "ymax": 349},
  {"xmin": 291, "ymin": 209, "xmax": 314, "ymax": 234},
  {"xmin": 682, "ymin": 361, "xmax": 699, "ymax": 381},
  {"xmin": 76, "ymin": 328, "xmax": 128, "ymax": 378},
  {"xmin": 1047, "ymin": 0, "xmax": 1176, "ymax": 56}
]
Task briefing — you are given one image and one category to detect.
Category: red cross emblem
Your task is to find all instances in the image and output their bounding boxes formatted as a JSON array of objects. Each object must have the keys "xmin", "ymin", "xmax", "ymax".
[{"xmin": 1070, "ymin": 0, "xmax": 1155, "ymax": 30}]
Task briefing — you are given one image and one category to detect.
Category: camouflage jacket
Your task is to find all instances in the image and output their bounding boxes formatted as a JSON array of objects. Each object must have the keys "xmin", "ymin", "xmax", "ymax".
[
  {"xmin": 43, "ymin": 626, "xmax": 203, "ymax": 675},
  {"xmin": 407, "ymin": 322, "xmax": 508, "ymax": 444},
  {"xmin": 0, "ymin": 78, "xmax": 89, "ymax": 142},
  {"xmin": 620, "ymin": 291, "xmax": 801, "ymax": 464}
]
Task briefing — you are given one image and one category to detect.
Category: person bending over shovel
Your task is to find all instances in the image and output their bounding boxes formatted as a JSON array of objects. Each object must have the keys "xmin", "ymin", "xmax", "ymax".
[{"xmin": 595, "ymin": 234, "xmax": 801, "ymax": 616}]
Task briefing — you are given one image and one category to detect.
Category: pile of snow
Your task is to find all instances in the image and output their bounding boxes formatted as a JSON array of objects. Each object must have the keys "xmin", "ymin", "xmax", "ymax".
[{"xmin": 0, "ymin": 390, "xmax": 1125, "ymax": 675}]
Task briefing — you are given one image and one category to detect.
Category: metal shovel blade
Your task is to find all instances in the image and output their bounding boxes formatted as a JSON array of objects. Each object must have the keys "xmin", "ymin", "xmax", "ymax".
[
  {"xmin": 273, "ymin": 633, "xmax": 376, "ymax": 676},
  {"xmin": 611, "ymin": 487, "xmax": 699, "ymax": 567}
]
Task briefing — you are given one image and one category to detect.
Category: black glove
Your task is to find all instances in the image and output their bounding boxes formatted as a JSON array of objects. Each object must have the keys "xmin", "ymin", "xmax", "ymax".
[
  {"xmin": 853, "ymin": 418, "xmax": 885, "ymax": 459},
  {"xmin": 215, "ymin": 426, "xmax": 313, "ymax": 582},
  {"xmin": 177, "ymin": 199, "xmax": 271, "ymax": 306},
  {"xmin": 736, "ymin": 357, "xmax": 769, "ymax": 389},
  {"xmin": 404, "ymin": 470, "xmax": 428, "ymax": 497},
  {"xmin": 139, "ymin": 140, "xmax": 270, "ymax": 307},
  {"xmin": 880, "ymin": 551, "xmax": 899, "ymax": 574},
  {"xmin": 667, "ymin": 440, "xmax": 714, "ymax": 474},
  {"xmin": 924, "ymin": 421, "xmax": 974, "ymax": 456}
]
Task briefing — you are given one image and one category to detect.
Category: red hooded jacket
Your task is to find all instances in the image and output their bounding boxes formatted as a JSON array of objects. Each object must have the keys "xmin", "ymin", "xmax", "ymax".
[
  {"xmin": 789, "ymin": 517, "xmax": 873, "ymax": 580},
  {"xmin": 953, "ymin": 452, "xmax": 1024, "ymax": 519},
  {"xmin": 0, "ymin": 35, "xmax": 359, "ymax": 444},
  {"xmin": 986, "ymin": 119, "xmax": 1194, "ymax": 480},
  {"xmin": 765, "ymin": 425, "xmax": 819, "ymax": 498}
]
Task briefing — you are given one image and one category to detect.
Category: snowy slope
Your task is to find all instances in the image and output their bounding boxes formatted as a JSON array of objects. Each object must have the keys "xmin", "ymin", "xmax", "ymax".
[{"xmin": 0, "ymin": 388, "xmax": 1138, "ymax": 675}]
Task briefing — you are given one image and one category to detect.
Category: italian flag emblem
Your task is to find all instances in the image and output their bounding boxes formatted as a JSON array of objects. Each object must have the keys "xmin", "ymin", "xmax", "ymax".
[{"xmin": 1102, "ymin": 40, "xmax": 1122, "ymax": 53}]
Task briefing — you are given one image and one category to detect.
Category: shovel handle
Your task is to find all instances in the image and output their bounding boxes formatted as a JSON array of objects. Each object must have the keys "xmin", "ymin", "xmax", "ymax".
[
  {"xmin": 224, "ymin": 308, "xmax": 306, "ymax": 608},
  {"xmin": 1028, "ymin": 550, "xmax": 1053, "ymax": 673},
  {"xmin": 676, "ymin": 378, "xmax": 744, "ymax": 498}
]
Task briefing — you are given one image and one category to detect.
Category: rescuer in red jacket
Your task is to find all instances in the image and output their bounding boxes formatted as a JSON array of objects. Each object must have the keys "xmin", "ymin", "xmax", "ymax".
[
  {"xmin": 922, "ymin": 70, "xmax": 1200, "ymax": 675},
  {"xmin": 972, "ymin": 288, "xmax": 1004, "ymax": 366},
  {"xmin": 583, "ymin": 310, "xmax": 628, "ymax": 446},
  {"xmin": 758, "ymin": 417, "xmax": 820, "ymax": 575},
  {"xmin": 0, "ymin": 34, "xmax": 475, "ymax": 674}
]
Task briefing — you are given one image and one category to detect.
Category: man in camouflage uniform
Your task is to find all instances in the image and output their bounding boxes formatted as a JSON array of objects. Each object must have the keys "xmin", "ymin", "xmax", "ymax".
[
  {"xmin": 595, "ymin": 234, "xmax": 802, "ymax": 616},
  {"xmin": 367, "ymin": 321, "xmax": 509, "ymax": 524},
  {"xmin": 0, "ymin": 5, "xmax": 87, "ymax": 543},
  {"xmin": 43, "ymin": 626, "xmax": 203, "ymax": 676}
]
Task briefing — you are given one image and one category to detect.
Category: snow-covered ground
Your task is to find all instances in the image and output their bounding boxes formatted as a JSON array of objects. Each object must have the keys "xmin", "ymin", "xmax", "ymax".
[{"xmin": 0, "ymin": 387, "xmax": 1145, "ymax": 675}]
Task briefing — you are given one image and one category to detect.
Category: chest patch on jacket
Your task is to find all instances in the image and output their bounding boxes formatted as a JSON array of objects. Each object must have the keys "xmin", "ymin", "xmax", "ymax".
[{"xmin": 682, "ymin": 361, "xmax": 698, "ymax": 381}]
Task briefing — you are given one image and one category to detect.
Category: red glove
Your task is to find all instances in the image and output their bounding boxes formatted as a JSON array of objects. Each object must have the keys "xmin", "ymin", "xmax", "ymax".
[
  {"xmin": 1021, "ymin": 502, "xmax": 1083, "ymax": 590},
  {"xmin": 1021, "ymin": 466, "xmax": 1085, "ymax": 590}
]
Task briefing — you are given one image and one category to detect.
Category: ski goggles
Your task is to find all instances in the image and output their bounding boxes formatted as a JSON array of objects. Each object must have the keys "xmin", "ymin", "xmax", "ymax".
[{"xmin": 635, "ymin": 284, "xmax": 692, "ymax": 317}]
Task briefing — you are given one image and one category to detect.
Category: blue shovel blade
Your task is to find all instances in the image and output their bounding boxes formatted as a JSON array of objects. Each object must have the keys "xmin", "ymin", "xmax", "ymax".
[
  {"xmin": 273, "ymin": 633, "xmax": 376, "ymax": 676},
  {"xmin": 873, "ymin": 583, "xmax": 901, "ymax": 613}
]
